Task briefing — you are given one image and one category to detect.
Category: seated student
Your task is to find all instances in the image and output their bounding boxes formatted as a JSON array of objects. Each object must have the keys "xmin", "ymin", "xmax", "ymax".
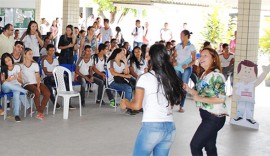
[
  {"xmin": 75, "ymin": 45, "xmax": 94, "ymax": 106},
  {"xmin": 41, "ymin": 44, "xmax": 63, "ymax": 109},
  {"xmin": 1, "ymin": 53, "xmax": 33, "ymax": 122},
  {"xmin": 92, "ymin": 44, "xmax": 115, "ymax": 106},
  {"xmin": 107, "ymin": 48, "xmax": 134, "ymax": 115},
  {"xmin": 129, "ymin": 46, "xmax": 148, "ymax": 79},
  {"xmin": 11, "ymin": 41, "xmax": 24, "ymax": 63},
  {"xmin": 21, "ymin": 48, "xmax": 50, "ymax": 120}
]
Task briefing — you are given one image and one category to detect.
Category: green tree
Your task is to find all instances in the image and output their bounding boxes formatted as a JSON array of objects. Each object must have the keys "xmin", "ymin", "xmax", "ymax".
[
  {"xmin": 259, "ymin": 17, "xmax": 270, "ymax": 53},
  {"xmin": 93, "ymin": 0, "xmax": 138, "ymax": 24},
  {"xmin": 201, "ymin": 5, "xmax": 225, "ymax": 49}
]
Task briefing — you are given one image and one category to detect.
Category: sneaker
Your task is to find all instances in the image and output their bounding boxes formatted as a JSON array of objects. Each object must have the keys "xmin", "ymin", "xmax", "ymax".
[
  {"xmin": 233, "ymin": 117, "xmax": 243, "ymax": 121},
  {"xmin": 126, "ymin": 109, "xmax": 136, "ymax": 116},
  {"xmin": 246, "ymin": 119, "xmax": 256, "ymax": 124},
  {"xmin": 96, "ymin": 100, "xmax": 106, "ymax": 105},
  {"xmin": 0, "ymin": 109, "xmax": 4, "ymax": 116},
  {"xmin": 7, "ymin": 102, "xmax": 10, "ymax": 111},
  {"xmin": 56, "ymin": 104, "xmax": 61, "ymax": 109},
  {"xmin": 15, "ymin": 116, "xmax": 21, "ymax": 122},
  {"xmin": 110, "ymin": 99, "xmax": 116, "ymax": 107},
  {"xmin": 27, "ymin": 108, "xmax": 35, "ymax": 115},
  {"xmin": 26, "ymin": 91, "xmax": 35, "ymax": 99},
  {"xmin": 69, "ymin": 105, "xmax": 76, "ymax": 110}
]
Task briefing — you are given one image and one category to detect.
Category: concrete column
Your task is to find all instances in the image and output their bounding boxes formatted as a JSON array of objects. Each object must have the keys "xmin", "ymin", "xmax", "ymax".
[
  {"xmin": 62, "ymin": 0, "xmax": 80, "ymax": 33},
  {"xmin": 35, "ymin": 0, "xmax": 41, "ymax": 25},
  {"xmin": 231, "ymin": 0, "xmax": 262, "ymax": 117}
]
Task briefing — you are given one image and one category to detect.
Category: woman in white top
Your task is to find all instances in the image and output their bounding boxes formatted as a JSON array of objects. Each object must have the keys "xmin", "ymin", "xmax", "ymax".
[
  {"xmin": 107, "ymin": 48, "xmax": 134, "ymax": 114},
  {"xmin": 129, "ymin": 46, "xmax": 148, "ymax": 79},
  {"xmin": 1, "ymin": 53, "xmax": 33, "ymax": 122},
  {"xmin": 120, "ymin": 44, "xmax": 184, "ymax": 156},
  {"xmin": 20, "ymin": 21, "xmax": 44, "ymax": 63},
  {"xmin": 21, "ymin": 48, "xmax": 50, "ymax": 120},
  {"xmin": 184, "ymin": 48, "xmax": 227, "ymax": 156},
  {"xmin": 173, "ymin": 30, "xmax": 196, "ymax": 112}
]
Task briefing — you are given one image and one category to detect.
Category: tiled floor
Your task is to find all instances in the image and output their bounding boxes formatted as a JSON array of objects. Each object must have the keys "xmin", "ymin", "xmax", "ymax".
[{"xmin": 0, "ymin": 82, "xmax": 270, "ymax": 156}]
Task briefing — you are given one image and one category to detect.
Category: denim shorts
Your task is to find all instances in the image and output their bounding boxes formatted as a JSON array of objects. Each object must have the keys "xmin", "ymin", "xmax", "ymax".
[{"xmin": 133, "ymin": 122, "xmax": 176, "ymax": 156}]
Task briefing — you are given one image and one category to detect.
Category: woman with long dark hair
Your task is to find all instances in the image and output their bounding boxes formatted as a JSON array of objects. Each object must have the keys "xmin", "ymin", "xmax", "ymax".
[
  {"xmin": 129, "ymin": 46, "xmax": 148, "ymax": 79},
  {"xmin": 184, "ymin": 48, "xmax": 227, "ymax": 156},
  {"xmin": 1, "ymin": 53, "xmax": 33, "ymax": 122},
  {"xmin": 20, "ymin": 21, "xmax": 44, "ymax": 62},
  {"xmin": 120, "ymin": 44, "xmax": 184, "ymax": 156},
  {"xmin": 107, "ymin": 48, "xmax": 134, "ymax": 114},
  {"xmin": 58, "ymin": 25, "xmax": 76, "ymax": 64}
]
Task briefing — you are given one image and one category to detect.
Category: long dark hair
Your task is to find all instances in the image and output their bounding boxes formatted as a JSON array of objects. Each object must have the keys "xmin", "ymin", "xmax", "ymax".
[
  {"xmin": 26, "ymin": 21, "xmax": 41, "ymax": 37},
  {"xmin": 107, "ymin": 48, "xmax": 123, "ymax": 63},
  {"xmin": 129, "ymin": 46, "xmax": 143, "ymax": 69},
  {"xmin": 1, "ymin": 53, "xmax": 15, "ymax": 80},
  {"xmin": 149, "ymin": 44, "xmax": 184, "ymax": 106},
  {"xmin": 141, "ymin": 44, "xmax": 147, "ymax": 59}
]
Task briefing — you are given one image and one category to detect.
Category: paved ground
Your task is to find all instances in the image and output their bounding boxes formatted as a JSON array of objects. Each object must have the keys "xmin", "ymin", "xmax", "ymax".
[{"xmin": 0, "ymin": 81, "xmax": 270, "ymax": 156}]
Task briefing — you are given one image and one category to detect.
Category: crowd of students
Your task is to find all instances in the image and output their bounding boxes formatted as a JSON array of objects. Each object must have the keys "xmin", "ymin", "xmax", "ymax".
[{"xmin": 0, "ymin": 17, "xmax": 237, "ymax": 155}]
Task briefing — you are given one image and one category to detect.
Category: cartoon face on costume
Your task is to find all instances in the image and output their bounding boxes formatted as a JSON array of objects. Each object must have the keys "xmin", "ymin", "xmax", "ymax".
[{"xmin": 238, "ymin": 64, "xmax": 257, "ymax": 83}]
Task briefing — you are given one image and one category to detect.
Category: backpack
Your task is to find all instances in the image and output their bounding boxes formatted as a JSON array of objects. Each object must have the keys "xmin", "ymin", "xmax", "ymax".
[
  {"xmin": 135, "ymin": 26, "xmax": 144, "ymax": 33},
  {"xmin": 92, "ymin": 54, "xmax": 107, "ymax": 69}
]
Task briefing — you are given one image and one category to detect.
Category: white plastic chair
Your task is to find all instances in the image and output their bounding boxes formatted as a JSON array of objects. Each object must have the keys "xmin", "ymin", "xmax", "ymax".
[
  {"xmin": 99, "ymin": 69, "xmax": 125, "ymax": 112},
  {"xmin": 53, "ymin": 66, "xmax": 82, "ymax": 119}
]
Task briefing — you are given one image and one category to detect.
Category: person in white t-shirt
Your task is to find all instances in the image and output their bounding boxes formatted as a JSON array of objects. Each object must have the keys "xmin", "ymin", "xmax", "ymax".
[
  {"xmin": 92, "ymin": 43, "xmax": 115, "ymax": 106},
  {"xmin": 132, "ymin": 20, "xmax": 145, "ymax": 48},
  {"xmin": 219, "ymin": 43, "xmax": 234, "ymax": 86},
  {"xmin": 20, "ymin": 21, "xmax": 44, "ymax": 63},
  {"xmin": 1, "ymin": 53, "xmax": 34, "ymax": 122},
  {"xmin": 11, "ymin": 41, "xmax": 24, "ymax": 63},
  {"xmin": 107, "ymin": 48, "xmax": 134, "ymax": 114},
  {"xmin": 40, "ymin": 18, "xmax": 49, "ymax": 39},
  {"xmin": 99, "ymin": 19, "xmax": 113, "ymax": 43},
  {"xmin": 173, "ymin": 30, "xmax": 196, "ymax": 112},
  {"xmin": 120, "ymin": 44, "xmax": 184, "ymax": 155},
  {"xmin": 42, "ymin": 44, "xmax": 62, "ymax": 109},
  {"xmin": 21, "ymin": 48, "xmax": 50, "ymax": 120},
  {"xmin": 160, "ymin": 22, "xmax": 172, "ymax": 42},
  {"xmin": 129, "ymin": 46, "xmax": 148, "ymax": 79}
]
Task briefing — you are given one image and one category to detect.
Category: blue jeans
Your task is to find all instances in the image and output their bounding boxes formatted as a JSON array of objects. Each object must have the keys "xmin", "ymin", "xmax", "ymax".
[
  {"xmin": 190, "ymin": 109, "xmax": 226, "ymax": 156},
  {"xmin": 133, "ymin": 122, "xmax": 176, "ymax": 156},
  {"xmin": 176, "ymin": 67, "xmax": 192, "ymax": 107},
  {"xmin": 133, "ymin": 41, "xmax": 143, "ymax": 48},
  {"xmin": 109, "ymin": 81, "xmax": 132, "ymax": 101},
  {"xmin": 2, "ymin": 82, "xmax": 30, "ymax": 116}
]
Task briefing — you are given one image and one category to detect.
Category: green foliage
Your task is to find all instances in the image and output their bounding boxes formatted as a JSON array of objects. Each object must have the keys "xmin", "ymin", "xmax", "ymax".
[
  {"xmin": 93, "ymin": 0, "xmax": 116, "ymax": 12},
  {"xmin": 259, "ymin": 17, "xmax": 270, "ymax": 54},
  {"xmin": 201, "ymin": 6, "xmax": 225, "ymax": 49},
  {"xmin": 201, "ymin": 4, "xmax": 237, "ymax": 49}
]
